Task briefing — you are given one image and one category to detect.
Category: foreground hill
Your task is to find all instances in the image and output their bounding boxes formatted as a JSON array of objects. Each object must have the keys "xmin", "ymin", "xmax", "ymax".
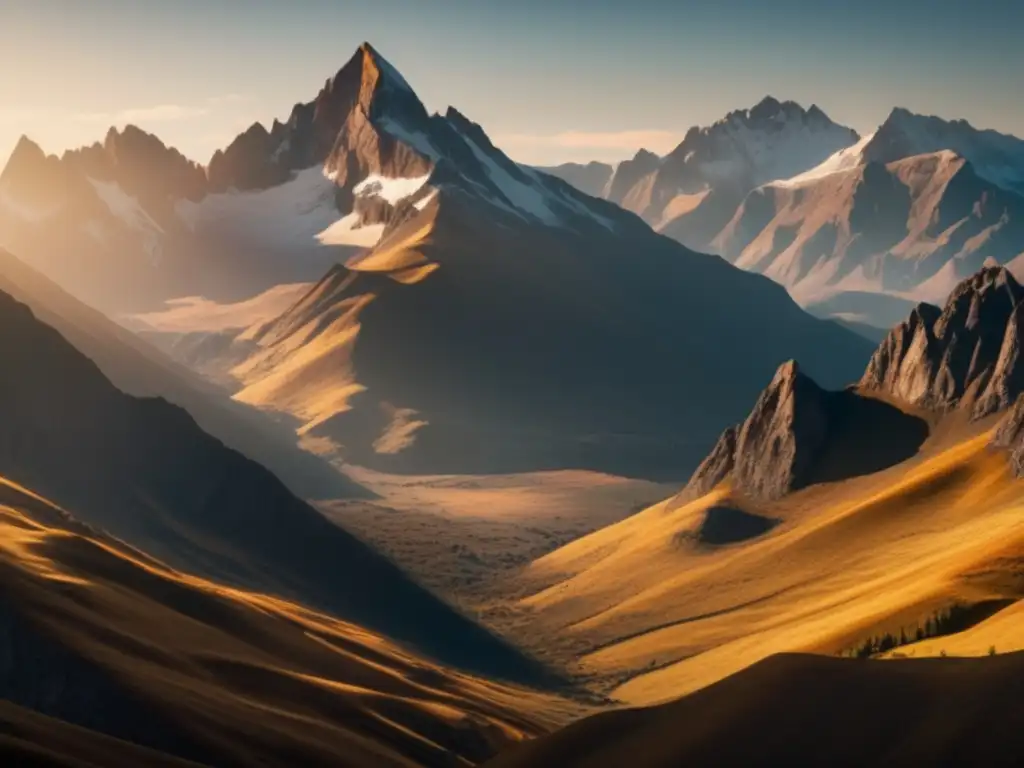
[
  {"xmin": 487, "ymin": 652, "xmax": 1024, "ymax": 767},
  {"xmin": 0, "ymin": 285, "xmax": 549, "ymax": 685},
  {"xmin": 0, "ymin": 475, "xmax": 573, "ymax": 767},
  {"xmin": 152, "ymin": 45, "xmax": 873, "ymax": 478}
]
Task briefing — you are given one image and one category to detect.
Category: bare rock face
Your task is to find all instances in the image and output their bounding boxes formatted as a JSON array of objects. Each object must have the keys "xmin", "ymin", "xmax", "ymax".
[
  {"xmin": 860, "ymin": 267, "xmax": 1024, "ymax": 417},
  {"xmin": 685, "ymin": 426, "xmax": 737, "ymax": 499},
  {"xmin": 604, "ymin": 149, "xmax": 661, "ymax": 206},
  {"xmin": 207, "ymin": 42, "xmax": 433, "ymax": 193},
  {"xmin": 685, "ymin": 361, "xmax": 830, "ymax": 501},
  {"xmin": 991, "ymin": 394, "xmax": 1024, "ymax": 477}
]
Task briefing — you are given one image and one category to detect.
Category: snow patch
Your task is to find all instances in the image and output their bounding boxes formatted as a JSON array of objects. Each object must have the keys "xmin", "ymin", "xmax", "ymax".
[
  {"xmin": 522, "ymin": 167, "xmax": 616, "ymax": 231},
  {"xmin": 316, "ymin": 213, "xmax": 386, "ymax": 247},
  {"xmin": 88, "ymin": 179, "xmax": 165, "ymax": 234},
  {"xmin": 414, "ymin": 190, "xmax": 439, "ymax": 211},
  {"xmin": 88, "ymin": 179, "xmax": 164, "ymax": 264},
  {"xmin": 773, "ymin": 133, "xmax": 875, "ymax": 188},
  {"xmin": 177, "ymin": 166, "xmax": 346, "ymax": 251},
  {"xmin": 454, "ymin": 127, "xmax": 562, "ymax": 225},
  {"xmin": 354, "ymin": 173, "xmax": 430, "ymax": 204},
  {"xmin": 719, "ymin": 118, "xmax": 860, "ymax": 188}
]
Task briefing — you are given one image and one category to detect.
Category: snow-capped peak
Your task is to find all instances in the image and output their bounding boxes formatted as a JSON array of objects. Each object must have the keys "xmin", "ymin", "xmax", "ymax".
[
  {"xmin": 771, "ymin": 132, "xmax": 876, "ymax": 187},
  {"xmin": 358, "ymin": 42, "xmax": 415, "ymax": 95},
  {"xmin": 863, "ymin": 108, "xmax": 1024, "ymax": 192},
  {"xmin": 660, "ymin": 97, "xmax": 860, "ymax": 190}
]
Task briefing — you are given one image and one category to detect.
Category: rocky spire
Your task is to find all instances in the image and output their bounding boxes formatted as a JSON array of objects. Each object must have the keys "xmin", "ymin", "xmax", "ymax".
[
  {"xmin": 207, "ymin": 42, "xmax": 434, "ymax": 193},
  {"xmin": 860, "ymin": 266, "xmax": 1024, "ymax": 417},
  {"xmin": 684, "ymin": 360, "xmax": 831, "ymax": 501}
]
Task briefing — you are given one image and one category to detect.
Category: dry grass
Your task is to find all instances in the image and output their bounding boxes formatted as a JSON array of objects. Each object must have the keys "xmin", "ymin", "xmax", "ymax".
[
  {"xmin": 127, "ymin": 282, "xmax": 313, "ymax": 334},
  {"xmin": 483, "ymin": 422, "xmax": 1024, "ymax": 705},
  {"xmin": 0, "ymin": 475, "xmax": 585, "ymax": 767},
  {"xmin": 320, "ymin": 468, "xmax": 671, "ymax": 611}
]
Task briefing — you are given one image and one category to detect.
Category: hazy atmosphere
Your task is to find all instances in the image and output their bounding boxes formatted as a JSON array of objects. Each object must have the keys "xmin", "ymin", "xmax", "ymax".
[
  {"xmin": 3, "ymin": 2, "xmax": 1024, "ymax": 765},
  {"xmin": 3, "ymin": 0, "xmax": 1023, "ymax": 165}
]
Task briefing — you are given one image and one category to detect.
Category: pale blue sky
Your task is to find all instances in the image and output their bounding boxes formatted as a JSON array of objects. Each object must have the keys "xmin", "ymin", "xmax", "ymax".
[{"xmin": 1, "ymin": 0, "xmax": 1022, "ymax": 166}]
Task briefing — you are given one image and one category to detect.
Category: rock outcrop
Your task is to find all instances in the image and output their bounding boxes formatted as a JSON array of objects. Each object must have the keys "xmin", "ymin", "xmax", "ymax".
[
  {"xmin": 683, "ymin": 358, "xmax": 930, "ymax": 503},
  {"xmin": 860, "ymin": 267, "xmax": 1024, "ymax": 417},
  {"xmin": 685, "ymin": 361, "xmax": 831, "ymax": 501}
]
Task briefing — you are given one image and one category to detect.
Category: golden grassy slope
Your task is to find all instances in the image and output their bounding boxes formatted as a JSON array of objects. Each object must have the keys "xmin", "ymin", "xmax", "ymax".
[
  {"xmin": 507, "ymin": 426, "xmax": 1024, "ymax": 705},
  {"xmin": 0, "ymin": 476, "xmax": 581, "ymax": 767},
  {"xmin": 127, "ymin": 282, "xmax": 313, "ymax": 334},
  {"xmin": 230, "ymin": 203, "xmax": 442, "ymax": 436}
]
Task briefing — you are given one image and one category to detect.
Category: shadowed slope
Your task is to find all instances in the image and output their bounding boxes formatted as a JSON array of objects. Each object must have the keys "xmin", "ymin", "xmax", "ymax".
[
  {"xmin": 0, "ymin": 702, "xmax": 202, "ymax": 768},
  {"xmin": 0, "ymin": 287, "xmax": 550, "ymax": 686},
  {"xmin": 0, "ymin": 477, "xmax": 575, "ymax": 767},
  {"xmin": 487, "ymin": 652, "xmax": 1024, "ymax": 768},
  {"xmin": 683, "ymin": 360, "xmax": 927, "ymax": 502},
  {"xmin": 167, "ymin": 48, "xmax": 876, "ymax": 481},
  {"xmin": 234, "ymin": 189, "xmax": 873, "ymax": 479},
  {"xmin": 0, "ymin": 247, "xmax": 363, "ymax": 501}
]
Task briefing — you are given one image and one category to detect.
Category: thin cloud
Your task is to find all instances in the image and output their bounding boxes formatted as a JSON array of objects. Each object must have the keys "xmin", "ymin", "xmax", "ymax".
[
  {"xmin": 75, "ymin": 104, "xmax": 209, "ymax": 124},
  {"xmin": 0, "ymin": 108, "xmax": 44, "ymax": 125},
  {"xmin": 497, "ymin": 129, "xmax": 684, "ymax": 155},
  {"xmin": 73, "ymin": 95, "xmax": 251, "ymax": 125}
]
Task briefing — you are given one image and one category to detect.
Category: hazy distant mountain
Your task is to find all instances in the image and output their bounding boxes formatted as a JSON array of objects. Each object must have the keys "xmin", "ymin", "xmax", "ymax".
[
  {"xmin": 531, "ymin": 160, "xmax": 613, "ymax": 198},
  {"xmin": 545, "ymin": 98, "xmax": 859, "ymax": 246},
  {"xmin": 184, "ymin": 44, "xmax": 874, "ymax": 480},
  {"xmin": 547, "ymin": 105, "xmax": 1024, "ymax": 330},
  {"xmin": 713, "ymin": 110, "xmax": 1024, "ymax": 324}
]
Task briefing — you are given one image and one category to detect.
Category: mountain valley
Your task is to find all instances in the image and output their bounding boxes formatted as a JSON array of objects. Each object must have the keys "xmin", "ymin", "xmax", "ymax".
[{"xmin": 4, "ymin": 21, "xmax": 1024, "ymax": 768}]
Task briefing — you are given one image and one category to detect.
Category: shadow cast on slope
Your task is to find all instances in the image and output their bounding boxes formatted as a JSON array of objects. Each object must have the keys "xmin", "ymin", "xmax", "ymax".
[
  {"xmin": 0, "ymin": 291, "xmax": 558, "ymax": 690},
  {"xmin": 303, "ymin": 194, "xmax": 874, "ymax": 481},
  {"xmin": 804, "ymin": 390, "xmax": 929, "ymax": 489},
  {"xmin": 487, "ymin": 652, "xmax": 1024, "ymax": 768}
]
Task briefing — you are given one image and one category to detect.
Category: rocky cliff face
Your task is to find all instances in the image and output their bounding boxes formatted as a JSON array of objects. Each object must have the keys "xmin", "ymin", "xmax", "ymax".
[
  {"xmin": 208, "ymin": 42, "xmax": 434, "ymax": 193},
  {"xmin": 685, "ymin": 361, "xmax": 831, "ymax": 501},
  {"xmin": 860, "ymin": 267, "xmax": 1024, "ymax": 417},
  {"xmin": 683, "ymin": 355, "xmax": 930, "ymax": 503}
]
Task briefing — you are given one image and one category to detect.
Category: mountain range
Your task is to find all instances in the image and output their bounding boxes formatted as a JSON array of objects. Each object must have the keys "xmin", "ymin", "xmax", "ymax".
[
  {"xmin": 544, "ymin": 101, "xmax": 1024, "ymax": 332},
  {"xmin": 7, "ymin": 36, "xmax": 1024, "ymax": 768},
  {"xmin": 0, "ymin": 43, "xmax": 872, "ymax": 478}
]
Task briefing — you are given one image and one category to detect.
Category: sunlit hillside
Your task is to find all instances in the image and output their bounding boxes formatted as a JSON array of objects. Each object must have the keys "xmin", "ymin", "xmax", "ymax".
[{"xmin": 505, "ymin": 420, "xmax": 1024, "ymax": 704}]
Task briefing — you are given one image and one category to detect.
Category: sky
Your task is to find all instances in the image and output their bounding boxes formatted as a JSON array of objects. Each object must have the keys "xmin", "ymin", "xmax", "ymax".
[{"xmin": 1, "ymin": 0, "xmax": 1023, "ymax": 168}]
